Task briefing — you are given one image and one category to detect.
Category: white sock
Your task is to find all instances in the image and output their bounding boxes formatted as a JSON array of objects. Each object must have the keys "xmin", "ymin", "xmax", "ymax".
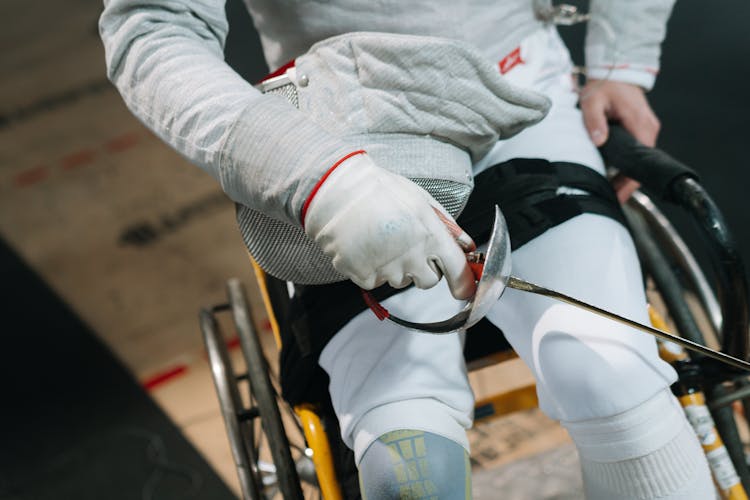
[{"xmin": 563, "ymin": 389, "xmax": 716, "ymax": 499}]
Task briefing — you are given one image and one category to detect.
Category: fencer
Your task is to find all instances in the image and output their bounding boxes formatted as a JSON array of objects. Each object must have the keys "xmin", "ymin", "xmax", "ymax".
[{"xmin": 100, "ymin": 1, "xmax": 715, "ymax": 498}]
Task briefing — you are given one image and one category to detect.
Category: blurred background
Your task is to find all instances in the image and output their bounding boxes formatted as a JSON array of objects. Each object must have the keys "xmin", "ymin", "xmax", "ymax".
[{"xmin": 1, "ymin": 0, "xmax": 748, "ymax": 498}]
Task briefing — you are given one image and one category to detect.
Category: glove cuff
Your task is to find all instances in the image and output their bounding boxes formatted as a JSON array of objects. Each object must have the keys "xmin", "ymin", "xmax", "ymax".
[{"xmin": 301, "ymin": 149, "xmax": 366, "ymax": 227}]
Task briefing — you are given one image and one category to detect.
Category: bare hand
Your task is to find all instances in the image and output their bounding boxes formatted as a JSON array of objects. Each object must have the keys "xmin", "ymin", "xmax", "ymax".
[{"xmin": 580, "ymin": 79, "xmax": 661, "ymax": 202}]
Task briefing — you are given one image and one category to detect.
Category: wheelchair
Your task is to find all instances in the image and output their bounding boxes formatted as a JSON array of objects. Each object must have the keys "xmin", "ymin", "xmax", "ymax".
[{"xmin": 200, "ymin": 126, "xmax": 750, "ymax": 499}]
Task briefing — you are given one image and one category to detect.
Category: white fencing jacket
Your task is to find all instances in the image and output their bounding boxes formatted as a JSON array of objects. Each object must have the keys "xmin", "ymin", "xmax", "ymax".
[{"xmin": 99, "ymin": 0, "xmax": 675, "ymax": 227}]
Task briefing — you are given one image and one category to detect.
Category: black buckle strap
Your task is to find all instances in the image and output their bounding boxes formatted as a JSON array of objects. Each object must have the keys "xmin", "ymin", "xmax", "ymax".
[{"xmin": 457, "ymin": 158, "xmax": 626, "ymax": 250}]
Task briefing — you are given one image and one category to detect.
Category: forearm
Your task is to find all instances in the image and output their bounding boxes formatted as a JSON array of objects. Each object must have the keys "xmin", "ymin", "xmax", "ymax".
[
  {"xmin": 586, "ymin": 0, "xmax": 676, "ymax": 90},
  {"xmin": 100, "ymin": 0, "xmax": 352, "ymax": 224}
]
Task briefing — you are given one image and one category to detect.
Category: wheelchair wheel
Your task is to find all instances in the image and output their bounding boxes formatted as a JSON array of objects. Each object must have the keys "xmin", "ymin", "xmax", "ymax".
[
  {"xmin": 201, "ymin": 308, "xmax": 264, "ymax": 499},
  {"xmin": 625, "ymin": 195, "xmax": 750, "ymax": 492},
  {"xmin": 227, "ymin": 278, "xmax": 306, "ymax": 500},
  {"xmin": 201, "ymin": 280, "xmax": 308, "ymax": 500}
]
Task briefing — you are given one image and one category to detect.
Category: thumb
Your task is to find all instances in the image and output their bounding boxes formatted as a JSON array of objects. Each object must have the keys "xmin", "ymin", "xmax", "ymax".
[
  {"xmin": 581, "ymin": 96, "xmax": 610, "ymax": 147},
  {"xmin": 433, "ymin": 251, "xmax": 476, "ymax": 301}
]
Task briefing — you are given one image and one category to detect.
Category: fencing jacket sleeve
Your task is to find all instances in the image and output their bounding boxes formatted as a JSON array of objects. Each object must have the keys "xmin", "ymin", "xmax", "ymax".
[
  {"xmin": 99, "ymin": 1, "xmax": 550, "ymax": 227},
  {"xmin": 99, "ymin": 0, "xmax": 356, "ymax": 226},
  {"xmin": 586, "ymin": 0, "xmax": 677, "ymax": 90}
]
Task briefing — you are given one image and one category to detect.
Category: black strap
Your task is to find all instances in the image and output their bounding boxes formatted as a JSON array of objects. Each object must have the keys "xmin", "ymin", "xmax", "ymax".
[
  {"xmin": 457, "ymin": 158, "xmax": 626, "ymax": 248},
  {"xmin": 280, "ymin": 159, "xmax": 626, "ymax": 406}
]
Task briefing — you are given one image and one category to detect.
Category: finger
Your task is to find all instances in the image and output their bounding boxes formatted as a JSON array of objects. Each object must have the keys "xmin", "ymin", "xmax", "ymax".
[
  {"xmin": 415, "ymin": 179, "xmax": 476, "ymax": 252},
  {"xmin": 406, "ymin": 179, "xmax": 476, "ymax": 299},
  {"xmin": 425, "ymin": 210, "xmax": 478, "ymax": 300},
  {"xmin": 581, "ymin": 93, "xmax": 609, "ymax": 146},
  {"xmin": 378, "ymin": 251, "xmax": 435, "ymax": 290},
  {"xmin": 375, "ymin": 261, "xmax": 408, "ymax": 289},
  {"xmin": 405, "ymin": 260, "xmax": 441, "ymax": 290},
  {"xmin": 331, "ymin": 252, "xmax": 381, "ymax": 291},
  {"xmin": 617, "ymin": 105, "xmax": 661, "ymax": 148},
  {"xmin": 378, "ymin": 246, "xmax": 443, "ymax": 289},
  {"xmin": 349, "ymin": 273, "xmax": 379, "ymax": 291},
  {"xmin": 611, "ymin": 174, "xmax": 641, "ymax": 203},
  {"xmin": 387, "ymin": 274, "xmax": 416, "ymax": 290},
  {"xmin": 432, "ymin": 251, "xmax": 476, "ymax": 301},
  {"xmin": 431, "ymin": 206, "xmax": 476, "ymax": 252},
  {"xmin": 381, "ymin": 268, "xmax": 414, "ymax": 290}
]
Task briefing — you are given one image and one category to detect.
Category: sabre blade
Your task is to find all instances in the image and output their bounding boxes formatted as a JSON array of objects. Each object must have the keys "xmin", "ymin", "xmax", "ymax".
[{"xmin": 506, "ymin": 277, "xmax": 750, "ymax": 372}]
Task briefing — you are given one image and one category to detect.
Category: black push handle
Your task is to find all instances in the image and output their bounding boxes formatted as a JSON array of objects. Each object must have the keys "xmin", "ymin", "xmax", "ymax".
[
  {"xmin": 599, "ymin": 124, "xmax": 699, "ymax": 202},
  {"xmin": 601, "ymin": 124, "xmax": 749, "ymax": 365}
]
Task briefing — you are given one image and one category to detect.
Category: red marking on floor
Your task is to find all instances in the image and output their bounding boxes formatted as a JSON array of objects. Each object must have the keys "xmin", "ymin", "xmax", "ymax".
[
  {"xmin": 61, "ymin": 149, "xmax": 96, "ymax": 170},
  {"xmin": 14, "ymin": 165, "xmax": 49, "ymax": 187},
  {"xmin": 226, "ymin": 336, "xmax": 241, "ymax": 350},
  {"xmin": 261, "ymin": 318, "xmax": 272, "ymax": 331},
  {"xmin": 8, "ymin": 128, "xmax": 154, "ymax": 189},
  {"xmin": 105, "ymin": 131, "xmax": 140, "ymax": 153},
  {"xmin": 143, "ymin": 364, "xmax": 188, "ymax": 390}
]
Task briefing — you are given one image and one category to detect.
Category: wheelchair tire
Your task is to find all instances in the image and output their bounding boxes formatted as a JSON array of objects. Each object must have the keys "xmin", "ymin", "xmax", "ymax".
[
  {"xmin": 201, "ymin": 309, "xmax": 264, "ymax": 499},
  {"xmin": 227, "ymin": 279, "xmax": 305, "ymax": 500},
  {"xmin": 625, "ymin": 200, "xmax": 750, "ymax": 491}
]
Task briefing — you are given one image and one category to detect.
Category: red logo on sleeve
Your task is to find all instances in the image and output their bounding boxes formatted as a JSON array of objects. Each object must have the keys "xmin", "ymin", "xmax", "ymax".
[{"xmin": 499, "ymin": 47, "xmax": 524, "ymax": 75}]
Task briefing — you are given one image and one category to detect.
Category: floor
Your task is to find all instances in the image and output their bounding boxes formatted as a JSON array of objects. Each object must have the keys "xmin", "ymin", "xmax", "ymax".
[{"xmin": 2, "ymin": 0, "xmax": 749, "ymax": 498}]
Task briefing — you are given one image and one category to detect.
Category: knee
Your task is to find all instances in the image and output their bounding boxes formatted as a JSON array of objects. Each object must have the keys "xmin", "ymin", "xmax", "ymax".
[
  {"xmin": 358, "ymin": 430, "xmax": 470, "ymax": 500},
  {"xmin": 536, "ymin": 328, "xmax": 672, "ymax": 419},
  {"xmin": 538, "ymin": 330, "xmax": 623, "ymax": 396}
]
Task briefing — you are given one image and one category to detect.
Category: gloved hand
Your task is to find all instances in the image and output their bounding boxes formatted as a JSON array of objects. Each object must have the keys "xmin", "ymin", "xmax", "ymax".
[{"xmin": 303, "ymin": 153, "xmax": 476, "ymax": 300}]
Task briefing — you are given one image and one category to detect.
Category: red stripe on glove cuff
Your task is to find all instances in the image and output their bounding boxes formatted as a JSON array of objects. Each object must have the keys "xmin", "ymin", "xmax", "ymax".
[{"xmin": 300, "ymin": 149, "xmax": 366, "ymax": 227}]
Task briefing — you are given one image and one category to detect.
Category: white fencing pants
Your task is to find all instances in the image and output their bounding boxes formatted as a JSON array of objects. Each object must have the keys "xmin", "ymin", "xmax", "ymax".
[{"xmin": 319, "ymin": 25, "xmax": 677, "ymax": 465}]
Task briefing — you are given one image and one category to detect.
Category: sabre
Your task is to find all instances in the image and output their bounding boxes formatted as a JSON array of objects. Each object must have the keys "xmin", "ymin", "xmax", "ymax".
[{"xmin": 363, "ymin": 206, "xmax": 750, "ymax": 372}]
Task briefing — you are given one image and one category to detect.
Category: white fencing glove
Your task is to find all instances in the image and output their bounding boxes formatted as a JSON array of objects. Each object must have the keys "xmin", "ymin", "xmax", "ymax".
[{"xmin": 303, "ymin": 153, "xmax": 476, "ymax": 300}]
